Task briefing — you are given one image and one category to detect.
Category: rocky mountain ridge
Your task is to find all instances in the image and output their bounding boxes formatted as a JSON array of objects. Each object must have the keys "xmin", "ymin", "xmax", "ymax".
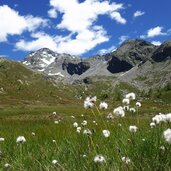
[{"xmin": 22, "ymin": 39, "xmax": 171, "ymax": 89}]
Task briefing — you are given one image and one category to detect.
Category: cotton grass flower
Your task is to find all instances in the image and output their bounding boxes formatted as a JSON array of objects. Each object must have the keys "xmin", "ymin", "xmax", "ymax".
[
  {"xmin": 31, "ymin": 132, "xmax": 35, "ymax": 136},
  {"xmin": 54, "ymin": 120, "xmax": 59, "ymax": 124},
  {"xmin": 150, "ymin": 122, "xmax": 156, "ymax": 128},
  {"xmin": 4, "ymin": 163, "xmax": 11, "ymax": 169},
  {"xmin": 136, "ymin": 102, "xmax": 141, "ymax": 107},
  {"xmin": 52, "ymin": 160, "xmax": 58, "ymax": 165},
  {"xmin": 129, "ymin": 108, "xmax": 136, "ymax": 113},
  {"xmin": 121, "ymin": 156, "xmax": 131, "ymax": 164},
  {"xmin": 81, "ymin": 120, "xmax": 87, "ymax": 126},
  {"xmin": 73, "ymin": 122, "xmax": 78, "ymax": 128},
  {"xmin": 94, "ymin": 155, "xmax": 106, "ymax": 163},
  {"xmin": 76, "ymin": 127, "xmax": 81, "ymax": 133},
  {"xmin": 123, "ymin": 106, "xmax": 129, "ymax": 111},
  {"xmin": 129, "ymin": 126, "xmax": 138, "ymax": 133},
  {"xmin": 122, "ymin": 98, "xmax": 130, "ymax": 105},
  {"xmin": 84, "ymin": 96, "xmax": 96, "ymax": 109},
  {"xmin": 113, "ymin": 106, "xmax": 125, "ymax": 117},
  {"xmin": 99, "ymin": 102, "xmax": 108, "ymax": 110},
  {"xmin": 16, "ymin": 136, "xmax": 26, "ymax": 144},
  {"xmin": 102, "ymin": 130, "xmax": 110, "ymax": 138},
  {"xmin": 163, "ymin": 129, "xmax": 171, "ymax": 144},
  {"xmin": 83, "ymin": 129, "xmax": 92, "ymax": 136},
  {"xmin": 52, "ymin": 112, "xmax": 57, "ymax": 115},
  {"xmin": 107, "ymin": 113, "xmax": 113, "ymax": 119},
  {"xmin": 125, "ymin": 92, "xmax": 136, "ymax": 100},
  {"xmin": 0, "ymin": 138, "xmax": 4, "ymax": 142}
]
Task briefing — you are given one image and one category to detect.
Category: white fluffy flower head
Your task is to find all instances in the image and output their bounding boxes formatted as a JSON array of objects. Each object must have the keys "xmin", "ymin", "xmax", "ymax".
[
  {"xmin": 129, "ymin": 126, "xmax": 138, "ymax": 133},
  {"xmin": 136, "ymin": 102, "xmax": 141, "ymax": 107},
  {"xmin": 102, "ymin": 130, "xmax": 110, "ymax": 138},
  {"xmin": 163, "ymin": 129, "xmax": 171, "ymax": 144},
  {"xmin": 126, "ymin": 93, "xmax": 136, "ymax": 100},
  {"xmin": 122, "ymin": 98, "xmax": 130, "ymax": 105},
  {"xmin": 94, "ymin": 155, "xmax": 106, "ymax": 163},
  {"xmin": 99, "ymin": 102, "xmax": 108, "ymax": 110},
  {"xmin": 16, "ymin": 136, "xmax": 26, "ymax": 144},
  {"xmin": 113, "ymin": 106, "xmax": 125, "ymax": 117}
]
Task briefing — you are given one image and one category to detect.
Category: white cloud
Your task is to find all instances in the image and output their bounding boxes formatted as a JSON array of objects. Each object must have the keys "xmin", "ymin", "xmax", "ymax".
[
  {"xmin": 147, "ymin": 26, "xmax": 166, "ymax": 37},
  {"xmin": 15, "ymin": 26, "xmax": 109, "ymax": 55},
  {"xmin": 98, "ymin": 46, "xmax": 116, "ymax": 55},
  {"xmin": 119, "ymin": 35, "xmax": 129, "ymax": 44},
  {"xmin": 15, "ymin": 0, "xmax": 126, "ymax": 56},
  {"xmin": 0, "ymin": 5, "xmax": 48, "ymax": 42},
  {"xmin": 133, "ymin": 10, "xmax": 145, "ymax": 18},
  {"xmin": 140, "ymin": 26, "xmax": 166, "ymax": 38},
  {"xmin": 110, "ymin": 12, "xmax": 126, "ymax": 24},
  {"xmin": 151, "ymin": 41, "xmax": 161, "ymax": 46},
  {"xmin": 48, "ymin": 8, "xmax": 57, "ymax": 18}
]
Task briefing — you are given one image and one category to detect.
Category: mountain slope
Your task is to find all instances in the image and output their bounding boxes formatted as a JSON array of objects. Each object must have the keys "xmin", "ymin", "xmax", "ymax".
[{"xmin": 0, "ymin": 58, "xmax": 79, "ymax": 105}]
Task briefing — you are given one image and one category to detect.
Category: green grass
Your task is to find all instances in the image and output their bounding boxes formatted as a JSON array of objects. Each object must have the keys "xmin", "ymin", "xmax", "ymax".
[{"xmin": 0, "ymin": 99, "xmax": 170, "ymax": 170}]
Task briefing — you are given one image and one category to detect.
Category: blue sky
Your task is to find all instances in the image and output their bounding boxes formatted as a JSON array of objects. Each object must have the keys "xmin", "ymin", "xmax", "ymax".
[{"xmin": 0, "ymin": 0, "xmax": 171, "ymax": 60}]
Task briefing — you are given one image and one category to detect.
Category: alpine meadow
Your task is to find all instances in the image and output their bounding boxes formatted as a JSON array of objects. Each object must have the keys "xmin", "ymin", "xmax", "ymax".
[{"xmin": 0, "ymin": 0, "xmax": 171, "ymax": 170}]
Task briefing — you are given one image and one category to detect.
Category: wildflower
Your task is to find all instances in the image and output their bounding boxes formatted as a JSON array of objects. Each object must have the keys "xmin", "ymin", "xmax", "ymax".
[
  {"xmin": 31, "ymin": 132, "xmax": 35, "ymax": 136},
  {"xmin": 52, "ymin": 112, "xmax": 57, "ymax": 115},
  {"xmin": 82, "ymin": 154, "xmax": 87, "ymax": 158},
  {"xmin": 71, "ymin": 115, "xmax": 75, "ymax": 118},
  {"xmin": 129, "ymin": 108, "xmax": 136, "ymax": 113},
  {"xmin": 73, "ymin": 122, "xmax": 78, "ymax": 128},
  {"xmin": 52, "ymin": 160, "xmax": 58, "ymax": 165},
  {"xmin": 99, "ymin": 102, "xmax": 108, "ymax": 110},
  {"xmin": 84, "ymin": 96, "xmax": 97, "ymax": 109},
  {"xmin": 4, "ymin": 163, "xmax": 11, "ymax": 168},
  {"xmin": 121, "ymin": 156, "xmax": 131, "ymax": 164},
  {"xmin": 152, "ymin": 113, "xmax": 167, "ymax": 124},
  {"xmin": 123, "ymin": 106, "xmax": 129, "ymax": 111},
  {"xmin": 142, "ymin": 138, "xmax": 145, "ymax": 142},
  {"xmin": 81, "ymin": 120, "xmax": 87, "ymax": 126},
  {"xmin": 150, "ymin": 122, "xmax": 156, "ymax": 128},
  {"xmin": 81, "ymin": 114, "xmax": 84, "ymax": 117},
  {"xmin": 76, "ymin": 127, "xmax": 81, "ymax": 133},
  {"xmin": 163, "ymin": 129, "xmax": 171, "ymax": 144},
  {"xmin": 118, "ymin": 123, "xmax": 122, "ymax": 127},
  {"xmin": 136, "ymin": 102, "xmax": 141, "ymax": 107},
  {"xmin": 129, "ymin": 126, "xmax": 138, "ymax": 133},
  {"xmin": 107, "ymin": 113, "xmax": 113, "ymax": 119},
  {"xmin": 83, "ymin": 129, "xmax": 92, "ymax": 136},
  {"xmin": 102, "ymin": 130, "xmax": 110, "ymax": 138},
  {"xmin": 0, "ymin": 138, "xmax": 4, "ymax": 142},
  {"xmin": 125, "ymin": 92, "xmax": 136, "ymax": 100},
  {"xmin": 160, "ymin": 146, "xmax": 165, "ymax": 152},
  {"xmin": 166, "ymin": 113, "xmax": 171, "ymax": 123},
  {"xmin": 113, "ymin": 106, "xmax": 125, "ymax": 117},
  {"xmin": 16, "ymin": 136, "xmax": 26, "ymax": 144},
  {"xmin": 54, "ymin": 121, "xmax": 59, "ymax": 124},
  {"xmin": 122, "ymin": 98, "xmax": 130, "ymax": 105},
  {"xmin": 94, "ymin": 155, "xmax": 106, "ymax": 163},
  {"xmin": 52, "ymin": 140, "xmax": 56, "ymax": 143}
]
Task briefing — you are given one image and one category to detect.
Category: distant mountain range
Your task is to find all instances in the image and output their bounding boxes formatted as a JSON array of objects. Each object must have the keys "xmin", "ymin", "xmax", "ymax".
[
  {"xmin": 22, "ymin": 39, "xmax": 171, "ymax": 88},
  {"xmin": 0, "ymin": 39, "xmax": 171, "ymax": 105}
]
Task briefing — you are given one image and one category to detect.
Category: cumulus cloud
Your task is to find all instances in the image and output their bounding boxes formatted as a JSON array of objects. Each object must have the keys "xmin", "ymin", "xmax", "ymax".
[
  {"xmin": 15, "ymin": 0, "xmax": 126, "ymax": 55},
  {"xmin": 98, "ymin": 46, "xmax": 116, "ymax": 55},
  {"xmin": 119, "ymin": 35, "xmax": 129, "ymax": 44},
  {"xmin": 151, "ymin": 41, "xmax": 162, "ymax": 46},
  {"xmin": 141, "ymin": 26, "xmax": 166, "ymax": 39},
  {"xmin": 133, "ymin": 10, "xmax": 145, "ymax": 18},
  {"xmin": 15, "ymin": 26, "xmax": 109, "ymax": 55},
  {"xmin": 0, "ymin": 5, "xmax": 48, "ymax": 42},
  {"xmin": 47, "ymin": 8, "xmax": 57, "ymax": 18}
]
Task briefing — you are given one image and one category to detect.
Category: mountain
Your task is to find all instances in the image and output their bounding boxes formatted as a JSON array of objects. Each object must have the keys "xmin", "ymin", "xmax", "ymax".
[
  {"xmin": 0, "ymin": 58, "xmax": 81, "ymax": 105},
  {"xmin": 21, "ymin": 39, "xmax": 171, "ymax": 92}
]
